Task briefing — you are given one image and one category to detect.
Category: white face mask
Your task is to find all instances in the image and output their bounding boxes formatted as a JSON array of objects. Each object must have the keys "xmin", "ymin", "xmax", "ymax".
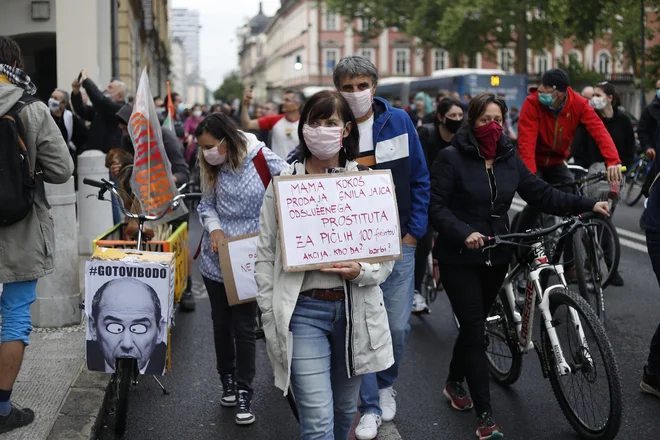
[
  {"xmin": 193, "ymin": 110, "xmax": 203, "ymax": 118},
  {"xmin": 202, "ymin": 138, "xmax": 227, "ymax": 166},
  {"xmin": 340, "ymin": 89, "xmax": 373, "ymax": 119},
  {"xmin": 590, "ymin": 96, "xmax": 607, "ymax": 111},
  {"xmin": 48, "ymin": 98, "xmax": 61, "ymax": 113},
  {"xmin": 302, "ymin": 124, "xmax": 345, "ymax": 160}
]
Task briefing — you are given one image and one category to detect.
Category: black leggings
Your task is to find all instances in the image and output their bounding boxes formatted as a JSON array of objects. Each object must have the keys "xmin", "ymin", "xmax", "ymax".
[
  {"xmin": 646, "ymin": 231, "xmax": 660, "ymax": 372},
  {"xmin": 439, "ymin": 263, "xmax": 508, "ymax": 415},
  {"xmin": 202, "ymin": 277, "xmax": 257, "ymax": 393},
  {"xmin": 414, "ymin": 227, "xmax": 434, "ymax": 292}
]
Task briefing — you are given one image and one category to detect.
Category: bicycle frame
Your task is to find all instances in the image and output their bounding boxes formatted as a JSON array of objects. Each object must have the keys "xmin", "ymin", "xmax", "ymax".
[{"xmin": 499, "ymin": 239, "xmax": 591, "ymax": 376}]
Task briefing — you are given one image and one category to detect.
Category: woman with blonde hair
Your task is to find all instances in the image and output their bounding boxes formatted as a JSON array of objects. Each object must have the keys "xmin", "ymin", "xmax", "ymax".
[{"xmin": 196, "ymin": 112, "xmax": 287, "ymax": 425}]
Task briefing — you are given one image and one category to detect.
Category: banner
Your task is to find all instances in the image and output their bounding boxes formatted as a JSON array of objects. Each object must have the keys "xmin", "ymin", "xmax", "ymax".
[
  {"xmin": 129, "ymin": 68, "xmax": 187, "ymax": 225},
  {"xmin": 218, "ymin": 233, "xmax": 259, "ymax": 305},
  {"xmin": 273, "ymin": 170, "xmax": 402, "ymax": 272}
]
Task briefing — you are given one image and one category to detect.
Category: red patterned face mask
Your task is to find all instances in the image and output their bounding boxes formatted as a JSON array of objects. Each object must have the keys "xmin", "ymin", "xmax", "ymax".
[{"xmin": 473, "ymin": 121, "xmax": 503, "ymax": 160}]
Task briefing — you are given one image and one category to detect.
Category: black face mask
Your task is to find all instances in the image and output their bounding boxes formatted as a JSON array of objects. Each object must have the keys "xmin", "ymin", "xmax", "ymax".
[{"xmin": 444, "ymin": 117, "xmax": 463, "ymax": 134}]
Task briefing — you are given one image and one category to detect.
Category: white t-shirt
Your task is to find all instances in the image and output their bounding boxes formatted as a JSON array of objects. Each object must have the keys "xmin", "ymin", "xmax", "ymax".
[
  {"xmin": 258, "ymin": 114, "xmax": 300, "ymax": 159},
  {"xmin": 358, "ymin": 114, "xmax": 375, "ymax": 153}
]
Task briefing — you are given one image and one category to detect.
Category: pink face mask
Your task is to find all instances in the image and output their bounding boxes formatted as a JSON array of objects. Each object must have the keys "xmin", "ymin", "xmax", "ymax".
[
  {"xmin": 202, "ymin": 138, "xmax": 227, "ymax": 166},
  {"xmin": 302, "ymin": 124, "xmax": 344, "ymax": 160},
  {"xmin": 340, "ymin": 89, "xmax": 373, "ymax": 119}
]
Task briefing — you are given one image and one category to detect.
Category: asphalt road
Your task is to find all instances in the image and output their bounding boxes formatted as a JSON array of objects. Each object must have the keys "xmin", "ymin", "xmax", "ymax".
[{"xmin": 97, "ymin": 200, "xmax": 660, "ymax": 440}]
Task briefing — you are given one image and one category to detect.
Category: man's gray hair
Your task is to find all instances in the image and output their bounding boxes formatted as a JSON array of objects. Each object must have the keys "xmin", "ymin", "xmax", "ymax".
[
  {"xmin": 333, "ymin": 55, "xmax": 379, "ymax": 88},
  {"xmin": 113, "ymin": 80, "xmax": 129, "ymax": 100},
  {"xmin": 54, "ymin": 88, "xmax": 70, "ymax": 105}
]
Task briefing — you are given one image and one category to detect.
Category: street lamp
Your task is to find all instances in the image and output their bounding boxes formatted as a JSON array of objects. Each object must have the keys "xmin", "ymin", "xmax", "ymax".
[{"xmin": 294, "ymin": 55, "xmax": 303, "ymax": 71}]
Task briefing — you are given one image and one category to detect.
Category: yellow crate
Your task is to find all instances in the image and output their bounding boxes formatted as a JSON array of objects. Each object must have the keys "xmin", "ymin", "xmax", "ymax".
[{"xmin": 92, "ymin": 222, "xmax": 189, "ymax": 303}]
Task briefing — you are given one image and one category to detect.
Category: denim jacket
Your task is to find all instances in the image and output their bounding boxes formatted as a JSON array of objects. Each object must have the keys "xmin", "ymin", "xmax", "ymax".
[{"xmin": 254, "ymin": 160, "xmax": 395, "ymax": 393}]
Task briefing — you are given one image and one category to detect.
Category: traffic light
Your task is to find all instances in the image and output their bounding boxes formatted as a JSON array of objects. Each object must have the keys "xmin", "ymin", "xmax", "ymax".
[{"xmin": 490, "ymin": 75, "xmax": 500, "ymax": 87}]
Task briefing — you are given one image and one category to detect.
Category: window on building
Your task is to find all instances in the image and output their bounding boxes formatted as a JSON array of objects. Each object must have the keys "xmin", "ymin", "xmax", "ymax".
[
  {"xmin": 536, "ymin": 53, "xmax": 549, "ymax": 74},
  {"xmin": 324, "ymin": 12, "xmax": 338, "ymax": 31},
  {"xmin": 498, "ymin": 49, "xmax": 514, "ymax": 73},
  {"xmin": 597, "ymin": 52, "xmax": 611, "ymax": 74},
  {"xmin": 360, "ymin": 49, "xmax": 374, "ymax": 63},
  {"xmin": 433, "ymin": 49, "xmax": 446, "ymax": 71},
  {"xmin": 357, "ymin": 17, "xmax": 371, "ymax": 31},
  {"xmin": 394, "ymin": 49, "xmax": 410, "ymax": 75},
  {"xmin": 325, "ymin": 49, "xmax": 339, "ymax": 75}
]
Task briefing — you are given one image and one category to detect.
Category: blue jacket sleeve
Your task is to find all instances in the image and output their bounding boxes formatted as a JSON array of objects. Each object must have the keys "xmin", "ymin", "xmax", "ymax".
[{"xmin": 404, "ymin": 115, "xmax": 430, "ymax": 241}]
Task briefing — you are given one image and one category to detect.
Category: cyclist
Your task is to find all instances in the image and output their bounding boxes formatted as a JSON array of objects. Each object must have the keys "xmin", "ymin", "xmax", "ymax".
[
  {"xmin": 571, "ymin": 82, "xmax": 635, "ymax": 286},
  {"xmin": 413, "ymin": 97, "xmax": 464, "ymax": 313},
  {"xmin": 429, "ymin": 92, "xmax": 609, "ymax": 440},
  {"xmin": 516, "ymin": 68, "xmax": 622, "ymax": 281}
]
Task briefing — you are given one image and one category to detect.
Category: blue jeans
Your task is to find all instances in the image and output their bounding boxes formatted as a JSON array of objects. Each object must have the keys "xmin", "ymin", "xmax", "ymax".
[
  {"xmin": 0, "ymin": 281, "xmax": 37, "ymax": 345},
  {"xmin": 289, "ymin": 296, "xmax": 362, "ymax": 440},
  {"xmin": 359, "ymin": 244, "xmax": 415, "ymax": 416}
]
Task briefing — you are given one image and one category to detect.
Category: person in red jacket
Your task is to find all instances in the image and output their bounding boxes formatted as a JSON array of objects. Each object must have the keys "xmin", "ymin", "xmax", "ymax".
[{"xmin": 515, "ymin": 68, "xmax": 622, "ymax": 279}]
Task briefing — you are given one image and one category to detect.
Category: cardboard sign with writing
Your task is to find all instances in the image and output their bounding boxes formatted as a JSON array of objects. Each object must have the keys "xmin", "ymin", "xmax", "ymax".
[
  {"xmin": 218, "ymin": 233, "xmax": 260, "ymax": 305},
  {"xmin": 273, "ymin": 170, "xmax": 402, "ymax": 272},
  {"xmin": 129, "ymin": 68, "xmax": 187, "ymax": 225}
]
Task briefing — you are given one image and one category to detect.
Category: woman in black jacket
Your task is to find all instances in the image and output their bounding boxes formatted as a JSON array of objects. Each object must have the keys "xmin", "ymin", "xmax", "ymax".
[
  {"xmin": 412, "ymin": 97, "xmax": 464, "ymax": 314},
  {"xmin": 429, "ymin": 93, "xmax": 609, "ymax": 440},
  {"xmin": 572, "ymin": 82, "xmax": 636, "ymax": 170}
]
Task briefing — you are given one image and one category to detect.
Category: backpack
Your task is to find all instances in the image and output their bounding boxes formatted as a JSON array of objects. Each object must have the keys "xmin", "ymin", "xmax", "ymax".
[
  {"xmin": 0, "ymin": 94, "xmax": 41, "ymax": 226},
  {"xmin": 193, "ymin": 148, "xmax": 272, "ymax": 260}
]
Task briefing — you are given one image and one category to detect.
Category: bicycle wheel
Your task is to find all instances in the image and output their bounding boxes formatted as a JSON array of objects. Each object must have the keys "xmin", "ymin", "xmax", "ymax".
[
  {"xmin": 572, "ymin": 228, "xmax": 605, "ymax": 323},
  {"xmin": 624, "ymin": 167, "xmax": 645, "ymax": 207},
  {"xmin": 485, "ymin": 290, "xmax": 523, "ymax": 386},
  {"xmin": 114, "ymin": 358, "xmax": 136, "ymax": 437},
  {"xmin": 590, "ymin": 218, "xmax": 620, "ymax": 289},
  {"xmin": 541, "ymin": 288, "xmax": 622, "ymax": 440}
]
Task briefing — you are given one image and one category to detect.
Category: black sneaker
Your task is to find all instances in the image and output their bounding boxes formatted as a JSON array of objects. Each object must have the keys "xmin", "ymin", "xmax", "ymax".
[
  {"xmin": 220, "ymin": 374, "xmax": 237, "ymax": 407},
  {"xmin": 0, "ymin": 404, "xmax": 35, "ymax": 434},
  {"xmin": 609, "ymin": 271, "xmax": 624, "ymax": 287},
  {"xmin": 180, "ymin": 277, "xmax": 196, "ymax": 311},
  {"xmin": 641, "ymin": 366, "xmax": 660, "ymax": 399},
  {"xmin": 235, "ymin": 390, "xmax": 255, "ymax": 425}
]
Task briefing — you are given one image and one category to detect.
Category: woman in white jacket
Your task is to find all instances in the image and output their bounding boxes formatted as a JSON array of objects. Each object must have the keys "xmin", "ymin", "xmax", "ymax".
[{"xmin": 255, "ymin": 91, "xmax": 395, "ymax": 440}]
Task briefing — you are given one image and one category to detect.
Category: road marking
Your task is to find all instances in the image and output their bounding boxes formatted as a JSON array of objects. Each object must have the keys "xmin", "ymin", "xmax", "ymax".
[{"xmin": 509, "ymin": 198, "xmax": 648, "ymax": 253}]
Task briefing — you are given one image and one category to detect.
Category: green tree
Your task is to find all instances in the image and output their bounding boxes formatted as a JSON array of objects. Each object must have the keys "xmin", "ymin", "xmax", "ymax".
[
  {"xmin": 326, "ymin": 0, "xmax": 644, "ymax": 74},
  {"xmin": 213, "ymin": 71, "xmax": 244, "ymax": 102},
  {"xmin": 556, "ymin": 53, "xmax": 605, "ymax": 88}
]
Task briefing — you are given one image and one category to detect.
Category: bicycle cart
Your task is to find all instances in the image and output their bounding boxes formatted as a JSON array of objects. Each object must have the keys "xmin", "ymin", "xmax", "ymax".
[
  {"xmin": 484, "ymin": 213, "xmax": 623, "ymax": 440},
  {"xmin": 82, "ymin": 178, "xmax": 201, "ymax": 438}
]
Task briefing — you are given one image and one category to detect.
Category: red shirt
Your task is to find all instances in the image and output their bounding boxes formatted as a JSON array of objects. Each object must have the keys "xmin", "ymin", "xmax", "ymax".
[{"xmin": 518, "ymin": 87, "xmax": 620, "ymax": 173}]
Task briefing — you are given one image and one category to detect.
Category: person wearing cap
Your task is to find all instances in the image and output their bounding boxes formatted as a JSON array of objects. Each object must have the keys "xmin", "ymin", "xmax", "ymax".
[{"xmin": 515, "ymin": 68, "xmax": 621, "ymax": 280}]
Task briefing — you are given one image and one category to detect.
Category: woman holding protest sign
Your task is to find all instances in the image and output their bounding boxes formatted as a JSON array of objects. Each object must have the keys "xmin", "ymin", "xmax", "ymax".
[
  {"xmin": 255, "ymin": 90, "xmax": 395, "ymax": 440},
  {"xmin": 428, "ymin": 92, "xmax": 609, "ymax": 440},
  {"xmin": 196, "ymin": 113, "xmax": 287, "ymax": 425}
]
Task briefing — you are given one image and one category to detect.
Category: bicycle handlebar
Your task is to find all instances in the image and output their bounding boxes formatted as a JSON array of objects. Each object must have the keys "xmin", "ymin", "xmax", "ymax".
[
  {"xmin": 83, "ymin": 178, "xmax": 202, "ymax": 221},
  {"xmin": 484, "ymin": 212, "xmax": 601, "ymax": 248}
]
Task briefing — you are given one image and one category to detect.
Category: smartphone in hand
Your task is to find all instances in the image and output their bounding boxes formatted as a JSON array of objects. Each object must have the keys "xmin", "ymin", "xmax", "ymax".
[{"xmin": 78, "ymin": 72, "xmax": 83, "ymax": 82}]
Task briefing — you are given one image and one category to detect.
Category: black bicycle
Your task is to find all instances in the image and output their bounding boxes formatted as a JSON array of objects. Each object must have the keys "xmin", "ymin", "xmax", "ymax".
[{"xmin": 83, "ymin": 177, "xmax": 201, "ymax": 437}]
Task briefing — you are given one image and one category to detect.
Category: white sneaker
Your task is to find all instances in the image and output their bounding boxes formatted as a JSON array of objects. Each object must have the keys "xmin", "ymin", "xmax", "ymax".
[
  {"xmin": 355, "ymin": 413, "xmax": 382, "ymax": 440},
  {"xmin": 412, "ymin": 291, "xmax": 429, "ymax": 314},
  {"xmin": 378, "ymin": 387, "xmax": 397, "ymax": 422}
]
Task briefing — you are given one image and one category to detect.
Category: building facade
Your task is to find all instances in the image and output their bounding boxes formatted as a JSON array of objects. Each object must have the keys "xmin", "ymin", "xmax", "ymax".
[
  {"xmin": 239, "ymin": 0, "xmax": 658, "ymax": 109},
  {"xmin": 171, "ymin": 8, "xmax": 201, "ymax": 79},
  {"xmin": 0, "ymin": 0, "xmax": 170, "ymax": 102}
]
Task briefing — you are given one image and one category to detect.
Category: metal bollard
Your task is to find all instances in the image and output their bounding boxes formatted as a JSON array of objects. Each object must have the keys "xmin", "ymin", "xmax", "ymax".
[
  {"xmin": 32, "ymin": 177, "xmax": 81, "ymax": 327},
  {"xmin": 77, "ymin": 150, "xmax": 113, "ymax": 255}
]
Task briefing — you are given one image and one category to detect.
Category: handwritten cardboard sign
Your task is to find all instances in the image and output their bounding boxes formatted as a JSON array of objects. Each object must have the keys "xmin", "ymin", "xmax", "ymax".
[
  {"xmin": 273, "ymin": 170, "xmax": 402, "ymax": 272},
  {"xmin": 129, "ymin": 68, "xmax": 187, "ymax": 225},
  {"xmin": 218, "ymin": 233, "xmax": 259, "ymax": 305}
]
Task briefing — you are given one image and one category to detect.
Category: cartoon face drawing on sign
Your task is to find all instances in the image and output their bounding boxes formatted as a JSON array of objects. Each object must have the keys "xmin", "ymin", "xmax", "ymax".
[{"xmin": 87, "ymin": 278, "xmax": 167, "ymax": 374}]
